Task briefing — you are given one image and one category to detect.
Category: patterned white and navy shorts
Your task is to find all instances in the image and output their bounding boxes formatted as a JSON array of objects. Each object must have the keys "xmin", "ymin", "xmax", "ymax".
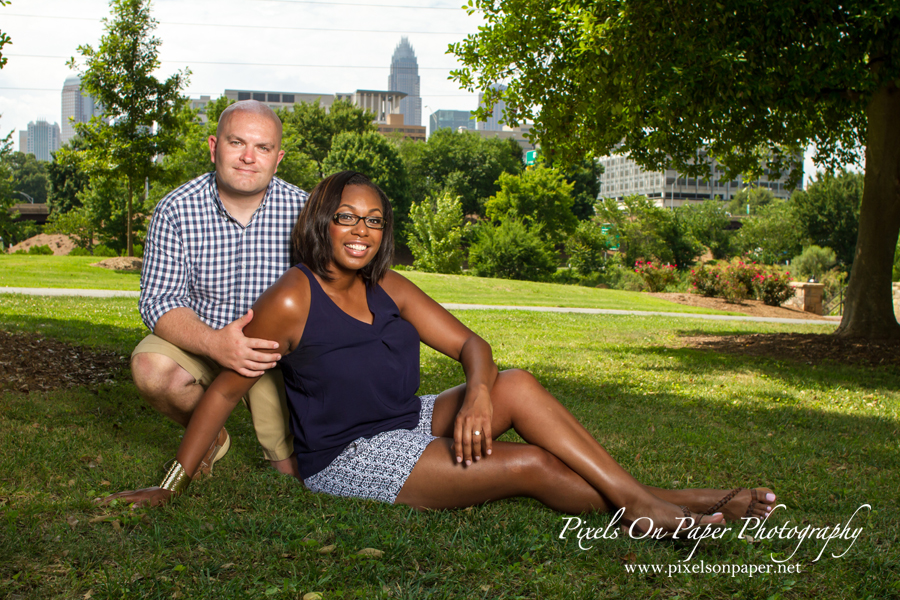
[{"xmin": 303, "ymin": 394, "xmax": 439, "ymax": 504}]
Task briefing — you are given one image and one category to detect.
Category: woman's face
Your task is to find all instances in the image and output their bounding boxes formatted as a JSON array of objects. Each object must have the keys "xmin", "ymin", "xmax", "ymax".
[{"xmin": 327, "ymin": 184, "xmax": 385, "ymax": 274}]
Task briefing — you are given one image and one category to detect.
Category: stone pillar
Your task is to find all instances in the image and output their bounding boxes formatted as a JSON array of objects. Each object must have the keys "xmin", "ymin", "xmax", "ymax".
[{"xmin": 785, "ymin": 282, "xmax": 825, "ymax": 315}]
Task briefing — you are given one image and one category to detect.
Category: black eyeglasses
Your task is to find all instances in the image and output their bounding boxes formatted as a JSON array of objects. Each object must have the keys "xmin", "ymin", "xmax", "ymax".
[{"xmin": 332, "ymin": 212, "xmax": 385, "ymax": 230}]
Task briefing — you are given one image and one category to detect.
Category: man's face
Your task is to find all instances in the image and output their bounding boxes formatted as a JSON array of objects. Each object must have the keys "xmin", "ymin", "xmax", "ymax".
[{"xmin": 209, "ymin": 110, "xmax": 285, "ymax": 202}]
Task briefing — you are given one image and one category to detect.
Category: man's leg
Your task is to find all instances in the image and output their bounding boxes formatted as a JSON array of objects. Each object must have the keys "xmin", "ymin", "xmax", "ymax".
[
  {"xmin": 131, "ymin": 334, "xmax": 230, "ymax": 477},
  {"xmin": 244, "ymin": 368, "xmax": 300, "ymax": 478}
]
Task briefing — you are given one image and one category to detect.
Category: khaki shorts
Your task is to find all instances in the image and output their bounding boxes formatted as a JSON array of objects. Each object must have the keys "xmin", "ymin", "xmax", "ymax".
[{"xmin": 132, "ymin": 334, "xmax": 294, "ymax": 462}]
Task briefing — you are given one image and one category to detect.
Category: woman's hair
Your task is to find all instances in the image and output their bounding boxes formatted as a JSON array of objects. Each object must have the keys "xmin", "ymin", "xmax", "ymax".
[{"xmin": 290, "ymin": 171, "xmax": 394, "ymax": 286}]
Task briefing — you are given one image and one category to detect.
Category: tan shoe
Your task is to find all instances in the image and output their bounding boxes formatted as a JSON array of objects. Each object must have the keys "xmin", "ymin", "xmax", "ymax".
[{"xmin": 192, "ymin": 427, "xmax": 231, "ymax": 479}]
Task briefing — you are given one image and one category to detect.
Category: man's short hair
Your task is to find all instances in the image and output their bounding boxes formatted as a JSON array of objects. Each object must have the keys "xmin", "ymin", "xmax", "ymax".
[{"xmin": 216, "ymin": 100, "xmax": 283, "ymax": 142}]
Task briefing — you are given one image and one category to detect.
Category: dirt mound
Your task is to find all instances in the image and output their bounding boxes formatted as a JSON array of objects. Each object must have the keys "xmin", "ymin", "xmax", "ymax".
[
  {"xmin": 91, "ymin": 257, "xmax": 143, "ymax": 271},
  {"xmin": 7, "ymin": 234, "xmax": 78, "ymax": 256}
]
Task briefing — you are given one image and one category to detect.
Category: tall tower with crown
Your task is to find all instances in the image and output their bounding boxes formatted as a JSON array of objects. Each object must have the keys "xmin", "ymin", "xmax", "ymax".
[{"xmin": 388, "ymin": 37, "xmax": 422, "ymax": 127}]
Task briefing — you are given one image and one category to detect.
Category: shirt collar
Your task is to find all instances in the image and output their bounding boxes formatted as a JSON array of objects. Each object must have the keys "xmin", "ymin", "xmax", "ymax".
[{"xmin": 207, "ymin": 172, "xmax": 273, "ymax": 227}]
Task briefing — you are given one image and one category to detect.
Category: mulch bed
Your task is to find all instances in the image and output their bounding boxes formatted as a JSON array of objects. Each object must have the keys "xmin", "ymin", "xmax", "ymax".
[
  {"xmin": 0, "ymin": 330, "xmax": 127, "ymax": 394},
  {"xmin": 679, "ymin": 332, "xmax": 900, "ymax": 367}
]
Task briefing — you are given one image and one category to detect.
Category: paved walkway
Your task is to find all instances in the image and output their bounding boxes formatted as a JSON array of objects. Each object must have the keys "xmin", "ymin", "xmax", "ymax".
[{"xmin": 1, "ymin": 286, "xmax": 838, "ymax": 326}]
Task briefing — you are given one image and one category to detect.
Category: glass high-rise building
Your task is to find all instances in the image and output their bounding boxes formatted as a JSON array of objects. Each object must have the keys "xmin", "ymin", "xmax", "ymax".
[
  {"xmin": 26, "ymin": 120, "xmax": 61, "ymax": 161},
  {"xmin": 387, "ymin": 37, "xmax": 421, "ymax": 127},
  {"xmin": 61, "ymin": 75, "xmax": 101, "ymax": 145},
  {"xmin": 477, "ymin": 84, "xmax": 508, "ymax": 131}
]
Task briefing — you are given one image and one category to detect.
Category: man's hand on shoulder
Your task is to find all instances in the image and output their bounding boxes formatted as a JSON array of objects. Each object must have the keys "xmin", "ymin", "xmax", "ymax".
[{"xmin": 206, "ymin": 309, "xmax": 282, "ymax": 377}]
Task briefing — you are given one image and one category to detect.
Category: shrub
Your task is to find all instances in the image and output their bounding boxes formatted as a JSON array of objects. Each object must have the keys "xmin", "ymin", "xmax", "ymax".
[
  {"xmin": 719, "ymin": 259, "xmax": 758, "ymax": 300},
  {"xmin": 93, "ymin": 244, "xmax": 118, "ymax": 258},
  {"xmin": 28, "ymin": 245, "xmax": 53, "ymax": 255},
  {"xmin": 690, "ymin": 265, "xmax": 720, "ymax": 297},
  {"xmin": 791, "ymin": 245, "xmax": 837, "ymax": 282},
  {"xmin": 565, "ymin": 220, "xmax": 610, "ymax": 276},
  {"xmin": 406, "ymin": 192, "xmax": 468, "ymax": 274},
  {"xmin": 468, "ymin": 219, "xmax": 557, "ymax": 281},
  {"xmin": 68, "ymin": 247, "xmax": 92, "ymax": 256},
  {"xmin": 633, "ymin": 260, "xmax": 677, "ymax": 292},
  {"xmin": 752, "ymin": 268, "xmax": 795, "ymax": 306},
  {"xmin": 596, "ymin": 262, "xmax": 642, "ymax": 291}
]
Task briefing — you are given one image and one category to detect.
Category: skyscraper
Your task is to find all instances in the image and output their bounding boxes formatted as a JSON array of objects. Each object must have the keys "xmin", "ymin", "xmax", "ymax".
[
  {"xmin": 477, "ymin": 84, "xmax": 508, "ymax": 131},
  {"xmin": 387, "ymin": 37, "xmax": 421, "ymax": 127},
  {"xmin": 61, "ymin": 75, "xmax": 100, "ymax": 145},
  {"xmin": 25, "ymin": 120, "xmax": 61, "ymax": 161}
]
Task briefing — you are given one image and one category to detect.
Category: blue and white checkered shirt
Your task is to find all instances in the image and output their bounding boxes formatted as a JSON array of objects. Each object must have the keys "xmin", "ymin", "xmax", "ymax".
[{"xmin": 139, "ymin": 172, "xmax": 308, "ymax": 331}]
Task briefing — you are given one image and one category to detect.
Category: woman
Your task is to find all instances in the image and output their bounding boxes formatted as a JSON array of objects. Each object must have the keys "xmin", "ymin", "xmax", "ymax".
[{"xmin": 106, "ymin": 171, "xmax": 775, "ymax": 536}]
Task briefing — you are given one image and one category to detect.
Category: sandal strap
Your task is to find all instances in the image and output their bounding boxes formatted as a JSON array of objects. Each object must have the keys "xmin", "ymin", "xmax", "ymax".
[
  {"xmin": 704, "ymin": 487, "xmax": 744, "ymax": 515},
  {"xmin": 744, "ymin": 488, "xmax": 759, "ymax": 518}
]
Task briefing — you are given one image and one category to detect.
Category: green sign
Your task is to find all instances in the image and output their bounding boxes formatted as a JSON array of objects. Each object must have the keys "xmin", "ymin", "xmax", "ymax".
[{"xmin": 525, "ymin": 150, "xmax": 537, "ymax": 165}]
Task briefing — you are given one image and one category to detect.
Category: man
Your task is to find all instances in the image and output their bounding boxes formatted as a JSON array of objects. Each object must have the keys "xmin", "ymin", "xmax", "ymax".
[{"xmin": 132, "ymin": 100, "xmax": 306, "ymax": 478}]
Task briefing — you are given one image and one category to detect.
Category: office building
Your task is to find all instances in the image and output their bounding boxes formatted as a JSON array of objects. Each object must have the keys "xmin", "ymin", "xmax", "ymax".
[
  {"xmin": 23, "ymin": 120, "xmax": 61, "ymax": 161},
  {"xmin": 429, "ymin": 110, "xmax": 475, "ymax": 137},
  {"xmin": 335, "ymin": 90, "xmax": 407, "ymax": 124},
  {"xmin": 387, "ymin": 37, "xmax": 422, "ymax": 127},
  {"xmin": 471, "ymin": 123, "xmax": 536, "ymax": 154},
  {"xmin": 61, "ymin": 75, "xmax": 101, "ymax": 144},
  {"xmin": 224, "ymin": 89, "xmax": 336, "ymax": 113},
  {"xmin": 597, "ymin": 151, "xmax": 801, "ymax": 207},
  {"xmin": 378, "ymin": 113, "xmax": 425, "ymax": 142}
]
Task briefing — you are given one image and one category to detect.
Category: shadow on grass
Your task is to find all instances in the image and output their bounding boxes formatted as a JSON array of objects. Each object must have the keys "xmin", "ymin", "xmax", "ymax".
[
  {"xmin": 0, "ymin": 314, "xmax": 147, "ymax": 354},
  {"xmin": 2, "ymin": 319, "xmax": 899, "ymax": 599}
]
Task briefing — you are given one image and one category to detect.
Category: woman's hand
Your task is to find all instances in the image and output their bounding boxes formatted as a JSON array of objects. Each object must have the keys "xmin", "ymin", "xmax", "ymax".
[
  {"xmin": 454, "ymin": 385, "xmax": 493, "ymax": 465},
  {"xmin": 97, "ymin": 487, "xmax": 174, "ymax": 508}
]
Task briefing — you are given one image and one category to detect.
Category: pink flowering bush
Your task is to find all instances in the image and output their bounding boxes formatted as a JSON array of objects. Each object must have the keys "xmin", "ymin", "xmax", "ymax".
[
  {"xmin": 690, "ymin": 259, "xmax": 794, "ymax": 305},
  {"xmin": 634, "ymin": 260, "xmax": 677, "ymax": 292},
  {"xmin": 752, "ymin": 269, "xmax": 795, "ymax": 306},
  {"xmin": 689, "ymin": 265, "xmax": 719, "ymax": 297}
]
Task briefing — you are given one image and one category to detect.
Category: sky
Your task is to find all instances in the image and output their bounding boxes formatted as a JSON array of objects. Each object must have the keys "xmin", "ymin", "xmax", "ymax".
[
  {"xmin": 1, "ymin": 0, "xmax": 851, "ymax": 186},
  {"xmin": 0, "ymin": 0, "xmax": 483, "ymax": 143}
]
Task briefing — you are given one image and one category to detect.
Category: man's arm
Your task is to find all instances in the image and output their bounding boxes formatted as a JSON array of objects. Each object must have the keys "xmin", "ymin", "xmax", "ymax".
[
  {"xmin": 154, "ymin": 307, "xmax": 280, "ymax": 377},
  {"xmin": 140, "ymin": 193, "xmax": 279, "ymax": 377}
]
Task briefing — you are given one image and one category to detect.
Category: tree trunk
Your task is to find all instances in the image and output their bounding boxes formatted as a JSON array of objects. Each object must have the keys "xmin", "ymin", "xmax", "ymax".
[
  {"xmin": 835, "ymin": 84, "xmax": 900, "ymax": 339},
  {"xmin": 126, "ymin": 177, "xmax": 133, "ymax": 257}
]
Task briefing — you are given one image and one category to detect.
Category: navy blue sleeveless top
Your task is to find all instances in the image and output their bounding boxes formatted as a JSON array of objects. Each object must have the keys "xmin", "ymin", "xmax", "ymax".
[{"xmin": 279, "ymin": 264, "xmax": 422, "ymax": 479}]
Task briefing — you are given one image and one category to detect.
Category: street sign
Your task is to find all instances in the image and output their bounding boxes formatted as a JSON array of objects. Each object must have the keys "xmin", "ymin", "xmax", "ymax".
[{"xmin": 525, "ymin": 150, "xmax": 537, "ymax": 165}]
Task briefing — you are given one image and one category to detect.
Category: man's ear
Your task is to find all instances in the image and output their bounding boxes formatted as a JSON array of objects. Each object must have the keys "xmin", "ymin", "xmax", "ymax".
[
  {"xmin": 273, "ymin": 149, "xmax": 286, "ymax": 173},
  {"xmin": 208, "ymin": 135, "xmax": 218, "ymax": 164}
]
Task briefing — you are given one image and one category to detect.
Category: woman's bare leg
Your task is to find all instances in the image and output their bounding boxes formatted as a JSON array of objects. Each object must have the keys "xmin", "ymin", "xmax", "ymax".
[
  {"xmin": 396, "ymin": 438, "xmax": 611, "ymax": 513},
  {"xmin": 399, "ymin": 370, "xmax": 745, "ymax": 532}
]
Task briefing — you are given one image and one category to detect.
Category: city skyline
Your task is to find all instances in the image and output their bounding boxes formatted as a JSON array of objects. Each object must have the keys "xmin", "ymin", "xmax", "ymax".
[{"xmin": 0, "ymin": 0, "xmax": 484, "ymax": 152}]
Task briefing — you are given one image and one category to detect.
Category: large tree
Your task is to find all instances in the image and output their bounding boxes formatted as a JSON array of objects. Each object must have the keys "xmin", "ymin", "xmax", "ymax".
[
  {"xmin": 452, "ymin": 0, "xmax": 900, "ymax": 338},
  {"xmin": 68, "ymin": 0, "xmax": 188, "ymax": 256}
]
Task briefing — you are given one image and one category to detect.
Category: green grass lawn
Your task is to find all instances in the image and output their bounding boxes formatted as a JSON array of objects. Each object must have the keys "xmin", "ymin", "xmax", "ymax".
[
  {"xmin": 0, "ymin": 295, "xmax": 896, "ymax": 599},
  {"xmin": 0, "ymin": 255, "xmax": 746, "ymax": 315},
  {"xmin": 0, "ymin": 256, "xmax": 141, "ymax": 291}
]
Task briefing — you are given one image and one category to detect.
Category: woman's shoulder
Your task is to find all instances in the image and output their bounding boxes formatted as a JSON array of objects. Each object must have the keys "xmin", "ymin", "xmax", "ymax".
[
  {"xmin": 378, "ymin": 269, "xmax": 434, "ymax": 313},
  {"xmin": 255, "ymin": 265, "xmax": 312, "ymax": 317}
]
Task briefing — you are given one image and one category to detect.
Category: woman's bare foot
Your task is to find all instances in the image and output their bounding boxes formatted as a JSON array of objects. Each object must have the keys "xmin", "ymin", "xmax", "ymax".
[
  {"xmin": 646, "ymin": 486, "xmax": 777, "ymax": 523},
  {"xmin": 620, "ymin": 496, "xmax": 725, "ymax": 539}
]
